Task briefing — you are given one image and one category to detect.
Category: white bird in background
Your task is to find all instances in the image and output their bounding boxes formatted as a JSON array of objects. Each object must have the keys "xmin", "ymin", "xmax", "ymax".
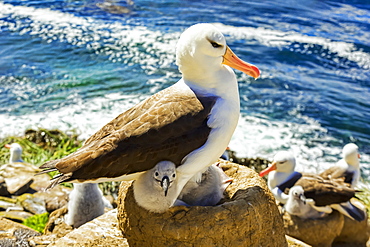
[
  {"xmin": 320, "ymin": 143, "xmax": 361, "ymax": 188},
  {"xmin": 259, "ymin": 151, "xmax": 299, "ymax": 204},
  {"xmin": 260, "ymin": 151, "xmax": 365, "ymax": 221},
  {"xmin": 39, "ymin": 23, "xmax": 260, "ymax": 209},
  {"xmin": 4, "ymin": 143, "xmax": 24, "ymax": 163},
  {"xmin": 65, "ymin": 183, "xmax": 112, "ymax": 228}
]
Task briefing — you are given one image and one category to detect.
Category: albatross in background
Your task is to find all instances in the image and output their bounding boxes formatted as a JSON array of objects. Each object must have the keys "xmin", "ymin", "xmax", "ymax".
[
  {"xmin": 4, "ymin": 143, "xmax": 24, "ymax": 163},
  {"xmin": 320, "ymin": 143, "xmax": 361, "ymax": 188},
  {"xmin": 259, "ymin": 151, "xmax": 366, "ymax": 221},
  {"xmin": 39, "ymin": 23, "xmax": 260, "ymax": 208}
]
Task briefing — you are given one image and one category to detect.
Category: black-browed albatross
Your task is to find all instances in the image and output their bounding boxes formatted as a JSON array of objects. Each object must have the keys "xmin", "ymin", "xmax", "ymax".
[
  {"xmin": 260, "ymin": 151, "xmax": 365, "ymax": 221},
  {"xmin": 320, "ymin": 143, "xmax": 361, "ymax": 188},
  {"xmin": 4, "ymin": 143, "xmax": 24, "ymax": 163},
  {"xmin": 39, "ymin": 23, "xmax": 260, "ymax": 206}
]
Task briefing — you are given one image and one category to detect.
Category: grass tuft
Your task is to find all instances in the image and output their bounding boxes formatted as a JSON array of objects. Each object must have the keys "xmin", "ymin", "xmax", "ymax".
[
  {"xmin": 0, "ymin": 128, "xmax": 82, "ymax": 167},
  {"xmin": 22, "ymin": 212, "xmax": 49, "ymax": 233}
]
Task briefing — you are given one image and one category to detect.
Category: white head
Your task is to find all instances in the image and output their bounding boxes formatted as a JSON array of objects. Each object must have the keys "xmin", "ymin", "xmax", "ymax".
[
  {"xmin": 342, "ymin": 143, "xmax": 360, "ymax": 167},
  {"xmin": 5, "ymin": 143, "xmax": 23, "ymax": 163},
  {"xmin": 289, "ymin": 185, "xmax": 305, "ymax": 201},
  {"xmin": 175, "ymin": 23, "xmax": 259, "ymax": 85},
  {"xmin": 259, "ymin": 151, "xmax": 296, "ymax": 177},
  {"xmin": 152, "ymin": 161, "xmax": 177, "ymax": 197}
]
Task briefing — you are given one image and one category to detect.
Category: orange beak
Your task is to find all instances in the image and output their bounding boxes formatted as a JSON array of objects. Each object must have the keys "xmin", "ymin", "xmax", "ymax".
[
  {"xmin": 223, "ymin": 46, "xmax": 260, "ymax": 79},
  {"xmin": 4, "ymin": 144, "xmax": 11, "ymax": 149},
  {"xmin": 259, "ymin": 162, "xmax": 277, "ymax": 177}
]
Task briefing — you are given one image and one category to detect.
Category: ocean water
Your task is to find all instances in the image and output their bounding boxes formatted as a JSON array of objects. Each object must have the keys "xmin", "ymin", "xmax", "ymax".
[{"xmin": 0, "ymin": 0, "xmax": 369, "ymax": 183}]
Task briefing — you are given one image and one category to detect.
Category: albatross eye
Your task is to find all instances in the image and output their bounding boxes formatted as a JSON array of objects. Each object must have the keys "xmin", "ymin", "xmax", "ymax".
[
  {"xmin": 210, "ymin": 41, "xmax": 222, "ymax": 48},
  {"xmin": 172, "ymin": 174, "xmax": 176, "ymax": 178},
  {"xmin": 155, "ymin": 172, "xmax": 159, "ymax": 177}
]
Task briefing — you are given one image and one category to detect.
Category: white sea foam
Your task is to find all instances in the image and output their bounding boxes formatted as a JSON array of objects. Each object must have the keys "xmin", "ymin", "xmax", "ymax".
[
  {"xmin": 1, "ymin": 3, "xmax": 368, "ymax": 73},
  {"xmin": 214, "ymin": 23, "xmax": 370, "ymax": 70},
  {"xmin": 0, "ymin": 2, "xmax": 178, "ymax": 75},
  {"xmin": 0, "ymin": 3, "xmax": 369, "ymax": 182},
  {"xmin": 2, "ymin": 94, "xmax": 369, "ymax": 180}
]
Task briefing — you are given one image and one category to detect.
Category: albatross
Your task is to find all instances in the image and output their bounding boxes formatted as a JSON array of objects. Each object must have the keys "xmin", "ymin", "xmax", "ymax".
[
  {"xmin": 4, "ymin": 143, "xmax": 24, "ymax": 163},
  {"xmin": 39, "ymin": 23, "xmax": 260, "ymax": 207},
  {"xmin": 259, "ymin": 151, "xmax": 365, "ymax": 221},
  {"xmin": 320, "ymin": 143, "xmax": 361, "ymax": 188}
]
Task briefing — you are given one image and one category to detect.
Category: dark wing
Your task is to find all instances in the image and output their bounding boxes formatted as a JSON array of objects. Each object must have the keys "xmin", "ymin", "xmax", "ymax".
[
  {"xmin": 40, "ymin": 84, "xmax": 217, "ymax": 185},
  {"xmin": 319, "ymin": 166, "xmax": 354, "ymax": 185},
  {"xmin": 277, "ymin": 171, "xmax": 302, "ymax": 192},
  {"xmin": 295, "ymin": 173, "xmax": 355, "ymax": 206}
]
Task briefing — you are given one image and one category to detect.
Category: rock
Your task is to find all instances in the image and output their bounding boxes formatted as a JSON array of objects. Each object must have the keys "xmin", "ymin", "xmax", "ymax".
[
  {"xmin": 33, "ymin": 185, "xmax": 70, "ymax": 212},
  {"xmin": 0, "ymin": 177, "xmax": 9, "ymax": 196},
  {"xmin": 30, "ymin": 173, "xmax": 54, "ymax": 192},
  {"xmin": 333, "ymin": 204, "xmax": 369, "ymax": 246},
  {"xmin": 17, "ymin": 193, "xmax": 47, "ymax": 215},
  {"xmin": 46, "ymin": 209, "xmax": 128, "ymax": 246},
  {"xmin": 0, "ymin": 210, "xmax": 33, "ymax": 222},
  {"xmin": 0, "ymin": 217, "xmax": 41, "ymax": 247},
  {"xmin": 0, "ymin": 196, "xmax": 20, "ymax": 211},
  {"xmin": 44, "ymin": 206, "xmax": 74, "ymax": 238},
  {"xmin": 286, "ymin": 235, "xmax": 312, "ymax": 247},
  {"xmin": 117, "ymin": 160, "xmax": 287, "ymax": 247},
  {"xmin": 283, "ymin": 210, "xmax": 344, "ymax": 247},
  {"xmin": 0, "ymin": 162, "xmax": 40, "ymax": 195},
  {"xmin": 28, "ymin": 234, "xmax": 59, "ymax": 247}
]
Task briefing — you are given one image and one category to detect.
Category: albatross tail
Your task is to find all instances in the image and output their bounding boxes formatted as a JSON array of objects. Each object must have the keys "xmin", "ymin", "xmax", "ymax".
[{"xmin": 331, "ymin": 201, "xmax": 366, "ymax": 222}]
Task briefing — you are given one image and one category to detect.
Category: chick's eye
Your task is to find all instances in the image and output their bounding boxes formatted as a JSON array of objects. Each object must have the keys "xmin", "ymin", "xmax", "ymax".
[
  {"xmin": 210, "ymin": 41, "xmax": 221, "ymax": 48},
  {"xmin": 172, "ymin": 174, "xmax": 176, "ymax": 178}
]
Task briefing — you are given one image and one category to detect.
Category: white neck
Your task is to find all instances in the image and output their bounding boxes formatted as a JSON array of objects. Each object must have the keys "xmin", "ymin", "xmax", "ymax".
[
  {"xmin": 10, "ymin": 151, "xmax": 23, "ymax": 163},
  {"xmin": 345, "ymin": 155, "xmax": 360, "ymax": 168},
  {"xmin": 183, "ymin": 65, "xmax": 239, "ymax": 99}
]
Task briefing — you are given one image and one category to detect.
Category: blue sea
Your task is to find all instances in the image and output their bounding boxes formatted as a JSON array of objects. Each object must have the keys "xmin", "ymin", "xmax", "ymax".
[{"xmin": 0, "ymin": 0, "xmax": 369, "ymax": 184}]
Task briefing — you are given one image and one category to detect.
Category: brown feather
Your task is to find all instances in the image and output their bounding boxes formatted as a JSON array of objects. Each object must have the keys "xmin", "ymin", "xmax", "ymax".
[
  {"xmin": 40, "ymin": 84, "xmax": 217, "ymax": 184},
  {"xmin": 319, "ymin": 166, "xmax": 354, "ymax": 185},
  {"xmin": 293, "ymin": 173, "xmax": 355, "ymax": 206}
]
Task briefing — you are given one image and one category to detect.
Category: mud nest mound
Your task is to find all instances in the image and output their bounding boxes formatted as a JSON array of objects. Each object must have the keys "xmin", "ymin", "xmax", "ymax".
[{"xmin": 117, "ymin": 160, "xmax": 287, "ymax": 247}]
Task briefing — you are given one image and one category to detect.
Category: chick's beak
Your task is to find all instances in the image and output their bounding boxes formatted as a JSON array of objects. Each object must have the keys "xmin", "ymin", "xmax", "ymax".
[{"xmin": 161, "ymin": 176, "xmax": 170, "ymax": 197}]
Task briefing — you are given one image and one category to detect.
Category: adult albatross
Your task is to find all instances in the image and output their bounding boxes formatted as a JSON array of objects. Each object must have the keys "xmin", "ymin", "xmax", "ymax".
[
  {"xmin": 39, "ymin": 23, "xmax": 260, "ymax": 206},
  {"xmin": 260, "ymin": 151, "xmax": 365, "ymax": 221}
]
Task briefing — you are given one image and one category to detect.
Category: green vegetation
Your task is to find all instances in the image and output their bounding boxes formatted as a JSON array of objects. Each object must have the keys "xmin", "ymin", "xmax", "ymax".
[
  {"xmin": 356, "ymin": 187, "xmax": 370, "ymax": 215},
  {"xmin": 0, "ymin": 128, "xmax": 82, "ymax": 167},
  {"xmin": 22, "ymin": 212, "xmax": 49, "ymax": 233},
  {"xmin": 0, "ymin": 128, "xmax": 120, "ymax": 195}
]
